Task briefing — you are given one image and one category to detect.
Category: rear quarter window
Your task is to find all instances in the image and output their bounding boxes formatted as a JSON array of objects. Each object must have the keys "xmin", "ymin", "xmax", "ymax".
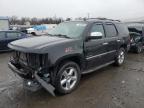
[{"xmin": 116, "ymin": 23, "xmax": 129, "ymax": 36}]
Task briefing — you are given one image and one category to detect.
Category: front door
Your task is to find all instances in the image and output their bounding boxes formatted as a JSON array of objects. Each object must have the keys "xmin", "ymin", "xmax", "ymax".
[{"xmin": 84, "ymin": 23, "xmax": 107, "ymax": 69}]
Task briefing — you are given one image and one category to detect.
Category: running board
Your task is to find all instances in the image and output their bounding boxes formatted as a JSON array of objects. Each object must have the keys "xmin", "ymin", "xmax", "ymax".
[
  {"xmin": 82, "ymin": 61, "xmax": 115, "ymax": 74},
  {"xmin": 34, "ymin": 72, "xmax": 55, "ymax": 96}
]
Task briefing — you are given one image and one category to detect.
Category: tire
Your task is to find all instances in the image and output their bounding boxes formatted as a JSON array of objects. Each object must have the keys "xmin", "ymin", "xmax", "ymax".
[
  {"xmin": 136, "ymin": 44, "xmax": 143, "ymax": 54},
  {"xmin": 54, "ymin": 61, "xmax": 81, "ymax": 94},
  {"xmin": 115, "ymin": 48, "xmax": 125, "ymax": 66},
  {"xmin": 31, "ymin": 32, "xmax": 36, "ymax": 36}
]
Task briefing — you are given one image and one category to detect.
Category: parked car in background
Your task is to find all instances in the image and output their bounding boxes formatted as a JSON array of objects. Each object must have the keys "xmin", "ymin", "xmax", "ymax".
[
  {"xmin": 0, "ymin": 30, "xmax": 28, "ymax": 51},
  {"xmin": 27, "ymin": 24, "xmax": 57, "ymax": 36},
  {"xmin": 8, "ymin": 18, "xmax": 130, "ymax": 96},
  {"xmin": 127, "ymin": 23, "xmax": 144, "ymax": 53},
  {"xmin": 129, "ymin": 32, "xmax": 144, "ymax": 53}
]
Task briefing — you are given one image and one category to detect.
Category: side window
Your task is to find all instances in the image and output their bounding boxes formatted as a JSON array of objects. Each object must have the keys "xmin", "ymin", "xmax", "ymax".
[
  {"xmin": 117, "ymin": 23, "xmax": 129, "ymax": 36},
  {"xmin": 7, "ymin": 32, "xmax": 19, "ymax": 38},
  {"xmin": 0, "ymin": 32, "xmax": 5, "ymax": 39},
  {"xmin": 105, "ymin": 23, "xmax": 117, "ymax": 37},
  {"xmin": 90, "ymin": 23, "xmax": 105, "ymax": 38}
]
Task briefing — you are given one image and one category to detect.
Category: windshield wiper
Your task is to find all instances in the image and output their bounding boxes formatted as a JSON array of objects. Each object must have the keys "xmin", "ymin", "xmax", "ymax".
[
  {"xmin": 54, "ymin": 34, "xmax": 71, "ymax": 39},
  {"xmin": 46, "ymin": 33, "xmax": 71, "ymax": 39}
]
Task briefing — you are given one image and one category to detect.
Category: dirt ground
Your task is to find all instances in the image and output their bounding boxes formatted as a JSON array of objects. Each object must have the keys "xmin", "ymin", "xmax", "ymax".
[{"xmin": 0, "ymin": 52, "xmax": 144, "ymax": 108}]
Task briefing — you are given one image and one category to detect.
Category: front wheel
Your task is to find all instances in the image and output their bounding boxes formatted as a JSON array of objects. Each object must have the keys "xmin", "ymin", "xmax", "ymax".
[
  {"xmin": 115, "ymin": 48, "xmax": 125, "ymax": 66},
  {"xmin": 54, "ymin": 61, "xmax": 81, "ymax": 94}
]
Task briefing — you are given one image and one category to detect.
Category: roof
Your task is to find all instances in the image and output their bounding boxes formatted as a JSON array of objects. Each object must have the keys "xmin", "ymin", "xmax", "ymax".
[{"xmin": 0, "ymin": 16, "xmax": 9, "ymax": 20}]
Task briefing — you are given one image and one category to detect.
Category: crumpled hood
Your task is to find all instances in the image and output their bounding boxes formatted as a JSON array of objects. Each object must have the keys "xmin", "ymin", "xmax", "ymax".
[{"xmin": 8, "ymin": 36, "xmax": 74, "ymax": 53}]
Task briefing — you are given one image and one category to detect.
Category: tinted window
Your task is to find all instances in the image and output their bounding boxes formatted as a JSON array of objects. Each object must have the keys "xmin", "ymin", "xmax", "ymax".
[
  {"xmin": 105, "ymin": 23, "xmax": 117, "ymax": 37},
  {"xmin": 0, "ymin": 32, "xmax": 5, "ymax": 39},
  {"xmin": 7, "ymin": 32, "xmax": 20, "ymax": 38},
  {"xmin": 117, "ymin": 23, "xmax": 129, "ymax": 36},
  {"xmin": 90, "ymin": 23, "xmax": 105, "ymax": 37}
]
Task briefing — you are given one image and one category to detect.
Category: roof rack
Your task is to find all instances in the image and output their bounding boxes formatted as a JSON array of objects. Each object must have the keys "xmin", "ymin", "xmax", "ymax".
[{"xmin": 87, "ymin": 17, "xmax": 121, "ymax": 22}]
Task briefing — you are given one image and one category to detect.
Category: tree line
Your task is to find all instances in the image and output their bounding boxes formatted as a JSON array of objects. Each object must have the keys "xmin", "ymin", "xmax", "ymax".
[{"xmin": 9, "ymin": 16, "xmax": 65, "ymax": 25}]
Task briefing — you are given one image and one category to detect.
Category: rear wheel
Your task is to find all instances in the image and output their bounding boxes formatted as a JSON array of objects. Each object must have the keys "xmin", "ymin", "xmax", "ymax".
[
  {"xmin": 115, "ymin": 48, "xmax": 125, "ymax": 66},
  {"xmin": 54, "ymin": 61, "xmax": 81, "ymax": 94}
]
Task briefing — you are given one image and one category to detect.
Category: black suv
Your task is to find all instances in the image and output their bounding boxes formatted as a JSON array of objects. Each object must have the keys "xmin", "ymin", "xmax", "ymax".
[{"xmin": 8, "ymin": 18, "xmax": 130, "ymax": 96}]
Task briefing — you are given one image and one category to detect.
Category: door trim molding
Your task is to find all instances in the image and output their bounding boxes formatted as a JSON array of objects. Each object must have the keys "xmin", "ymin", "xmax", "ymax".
[{"xmin": 86, "ymin": 50, "xmax": 116, "ymax": 60}]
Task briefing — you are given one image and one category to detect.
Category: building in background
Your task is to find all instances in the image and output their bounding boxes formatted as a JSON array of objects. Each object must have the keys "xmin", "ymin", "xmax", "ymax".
[{"xmin": 0, "ymin": 17, "xmax": 9, "ymax": 30}]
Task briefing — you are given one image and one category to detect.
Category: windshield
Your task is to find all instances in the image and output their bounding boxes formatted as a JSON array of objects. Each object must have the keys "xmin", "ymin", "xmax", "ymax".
[{"xmin": 48, "ymin": 22, "xmax": 87, "ymax": 39}]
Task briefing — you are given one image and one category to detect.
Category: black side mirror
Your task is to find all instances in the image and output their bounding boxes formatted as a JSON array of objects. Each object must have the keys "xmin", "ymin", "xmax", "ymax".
[{"xmin": 87, "ymin": 32, "xmax": 103, "ymax": 40}]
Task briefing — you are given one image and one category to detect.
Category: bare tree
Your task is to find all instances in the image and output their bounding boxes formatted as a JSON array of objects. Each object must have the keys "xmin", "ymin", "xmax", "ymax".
[
  {"xmin": 9, "ymin": 16, "xmax": 18, "ymax": 25},
  {"xmin": 9, "ymin": 16, "xmax": 64, "ymax": 25}
]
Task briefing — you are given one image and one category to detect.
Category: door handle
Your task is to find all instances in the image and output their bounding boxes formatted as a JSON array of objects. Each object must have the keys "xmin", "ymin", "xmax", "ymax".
[
  {"xmin": 103, "ymin": 42, "xmax": 108, "ymax": 45},
  {"xmin": 117, "ymin": 40, "xmax": 121, "ymax": 42}
]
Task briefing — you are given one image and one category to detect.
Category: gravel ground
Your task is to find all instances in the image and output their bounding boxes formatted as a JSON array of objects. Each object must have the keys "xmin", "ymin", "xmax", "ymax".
[{"xmin": 0, "ymin": 52, "xmax": 144, "ymax": 108}]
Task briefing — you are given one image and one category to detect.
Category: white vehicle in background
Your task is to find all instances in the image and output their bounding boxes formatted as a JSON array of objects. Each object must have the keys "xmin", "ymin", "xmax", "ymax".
[{"xmin": 27, "ymin": 24, "xmax": 57, "ymax": 36}]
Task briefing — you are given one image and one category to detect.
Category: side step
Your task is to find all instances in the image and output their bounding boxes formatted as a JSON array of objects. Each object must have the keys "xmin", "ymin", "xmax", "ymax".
[
  {"xmin": 34, "ymin": 72, "xmax": 55, "ymax": 96},
  {"xmin": 82, "ymin": 61, "xmax": 115, "ymax": 74}
]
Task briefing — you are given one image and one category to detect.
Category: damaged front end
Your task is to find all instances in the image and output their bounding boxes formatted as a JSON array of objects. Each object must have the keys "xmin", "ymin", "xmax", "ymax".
[{"xmin": 8, "ymin": 51, "xmax": 55, "ymax": 96}]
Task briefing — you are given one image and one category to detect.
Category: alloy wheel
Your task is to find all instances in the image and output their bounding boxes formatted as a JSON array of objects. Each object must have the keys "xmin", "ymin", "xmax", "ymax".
[
  {"xmin": 60, "ymin": 67, "xmax": 78, "ymax": 91},
  {"xmin": 118, "ymin": 50, "xmax": 125, "ymax": 64}
]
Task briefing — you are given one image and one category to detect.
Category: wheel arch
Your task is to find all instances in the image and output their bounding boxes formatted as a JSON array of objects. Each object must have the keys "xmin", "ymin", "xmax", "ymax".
[
  {"xmin": 54, "ymin": 54, "xmax": 84, "ymax": 71},
  {"xmin": 119, "ymin": 44, "xmax": 128, "ymax": 52},
  {"xmin": 49, "ymin": 54, "xmax": 84, "ymax": 86},
  {"xmin": 31, "ymin": 32, "xmax": 36, "ymax": 36}
]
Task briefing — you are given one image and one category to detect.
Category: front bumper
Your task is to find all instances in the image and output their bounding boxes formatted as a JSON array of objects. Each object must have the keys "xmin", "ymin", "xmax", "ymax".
[
  {"xmin": 8, "ymin": 61, "xmax": 29, "ymax": 78},
  {"xmin": 8, "ymin": 61, "xmax": 55, "ymax": 96}
]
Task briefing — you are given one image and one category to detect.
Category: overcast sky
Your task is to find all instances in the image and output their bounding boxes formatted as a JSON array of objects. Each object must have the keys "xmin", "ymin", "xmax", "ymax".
[{"xmin": 0, "ymin": 0, "xmax": 144, "ymax": 20}]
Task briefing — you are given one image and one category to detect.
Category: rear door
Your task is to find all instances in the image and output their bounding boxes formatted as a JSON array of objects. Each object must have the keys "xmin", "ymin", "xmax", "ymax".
[
  {"xmin": 103, "ymin": 23, "xmax": 118, "ymax": 62},
  {"xmin": 85, "ymin": 23, "xmax": 107, "ymax": 69},
  {"xmin": 0, "ymin": 31, "xmax": 7, "ymax": 50}
]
